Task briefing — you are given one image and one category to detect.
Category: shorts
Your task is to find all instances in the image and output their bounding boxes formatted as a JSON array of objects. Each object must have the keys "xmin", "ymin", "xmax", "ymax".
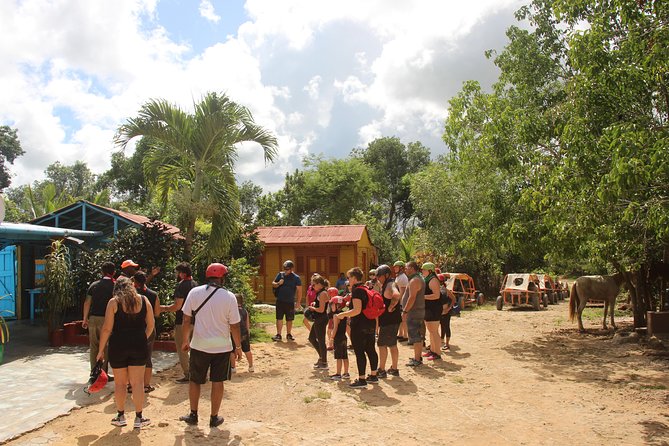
[
  {"xmin": 377, "ymin": 324, "xmax": 399, "ymax": 347},
  {"xmin": 406, "ymin": 317, "xmax": 424, "ymax": 345},
  {"xmin": 108, "ymin": 337, "xmax": 148, "ymax": 369},
  {"xmin": 189, "ymin": 348, "xmax": 232, "ymax": 384},
  {"xmin": 333, "ymin": 337, "xmax": 348, "ymax": 360},
  {"xmin": 425, "ymin": 299, "xmax": 442, "ymax": 322},
  {"xmin": 275, "ymin": 301, "xmax": 295, "ymax": 321},
  {"xmin": 232, "ymin": 335, "xmax": 251, "ymax": 353}
]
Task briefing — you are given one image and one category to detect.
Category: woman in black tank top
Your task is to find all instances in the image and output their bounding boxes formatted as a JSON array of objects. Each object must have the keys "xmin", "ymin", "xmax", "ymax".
[
  {"xmin": 96, "ymin": 277, "xmax": 155, "ymax": 429},
  {"xmin": 421, "ymin": 263, "xmax": 443, "ymax": 361}
]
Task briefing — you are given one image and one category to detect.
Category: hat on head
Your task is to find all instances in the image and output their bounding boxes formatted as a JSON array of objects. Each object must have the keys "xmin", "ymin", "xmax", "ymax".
[
  {"xmin": 206, "ymin": 263, "xmax": 228, "ymax": 278},
  {"xmin": 421, "ymin": 262, "xmax": 436, "ymax": 271},
  {"xmin": 393, "ymin": 260, "xmax": 405, "ymax": 267},
  {"xmin": 121, "ymin": 259, "xmax": 139, "ymax": 269},
  {"xmin": 376, "ymin": 264, "xmax": 392, "ymax": 277}
]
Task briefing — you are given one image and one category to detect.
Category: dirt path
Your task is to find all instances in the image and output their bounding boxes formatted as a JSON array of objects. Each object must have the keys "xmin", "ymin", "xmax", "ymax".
[{"xmin": 6, "ymin": 304, "xmax": 669, "ymax": 446}]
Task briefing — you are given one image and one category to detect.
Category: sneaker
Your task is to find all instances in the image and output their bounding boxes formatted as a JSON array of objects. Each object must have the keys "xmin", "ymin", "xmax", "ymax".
[
  {"xmin": 377, "ymin": 369, "xmax": 388, "ymax": 379},
  {"xmin": 387, "ymin": 368, "xmax": 400, "ymax": 376},
  {"xmin": 406, "ymin": 358, "xmax": 423, "ymax": 367},
  {"xmin": 175, "ymin": 376, "xmax": 190, "ymax": 384},
  {"xmin": 179, "ymin": 413, "xmax": 198, "ymax": 425},
  {"xmin": 111, "ymin": 415, "xmax": 127, "ymax": 427},
  {"xmin": 441, "ymin": 345, "xmax": 450, "ymax": 351},
  {"xmin": 231, "ymin": 367, "xmax": 236, "ymax": 374},
  {"xmin": 313, "ymin": 361, "xmax": 328, "ymax": 370},
  {"xmin": 349, "ymin": 379, "xmax": 367, "ymax": 388},
  {"xmin": 248, "ymin": 366, "xmax": 255, "ymax": 373},
  {"xmin": 134, "ymin": 416, "xmax": 151, "ymax": 429},
  {"xmin": 210, "ymin": 416, "xmax": 225, "ymax": 427},
  {"xmin": 271, "ymin": 334, "xmax": 282, "ymax": 342},
  {"xmin": 107, "ymin": 375, "xmax": 115, "ymax": 383},
  {"xmin": 342, "ymin": 373, "xmax": 350, "ymax": 379},
  {"xmin": 366, "ymin": 374, "xmax": 379, "ymax": 383},
  {"xmin": 422, "ymin": 351, "xmax": 433, "ymax": 357},
  {"xmin": 427, "ymin": 352, "xmax": 441, "ymax": 361},
  {"xmin": 329, "ymin": 374, "xmax": 342, "ymax": 381},
  {"xmin": 286, "ymin": 333, "xmax": 295, "ymax": 341},
  {"xmin": 144, "ymin": 385, "xmax": 155, "ymax": 393}
]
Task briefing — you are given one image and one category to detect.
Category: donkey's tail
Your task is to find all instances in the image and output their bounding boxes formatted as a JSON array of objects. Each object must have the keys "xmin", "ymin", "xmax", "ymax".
[{"xmin": 568, "ymin": 282, "xmax": 578, "ymax": 321}]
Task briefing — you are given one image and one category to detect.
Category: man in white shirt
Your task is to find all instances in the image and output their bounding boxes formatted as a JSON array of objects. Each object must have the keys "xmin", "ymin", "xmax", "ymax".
[
  {"xmin": 179, "ymin": 263, "xmax": 242, "ymax": 428},
  {"xmin": 393, "ymin": 261, "xmax": 410, "ymax": 341}
]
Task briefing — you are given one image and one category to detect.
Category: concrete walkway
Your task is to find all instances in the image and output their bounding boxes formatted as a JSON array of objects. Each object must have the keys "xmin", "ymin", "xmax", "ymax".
[{"xmin": 0, "ymin": 321, "xmax": 178, "ymax": 443}]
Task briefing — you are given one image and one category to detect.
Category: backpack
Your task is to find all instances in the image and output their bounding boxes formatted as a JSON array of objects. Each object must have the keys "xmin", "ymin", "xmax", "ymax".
[
  {"xmin": 362, "ymin": 286, "xmax": 386, "ymax": 319},
  {"xmin": 272, "ymin": 273, "xmax": 285, "ymax": 297}
]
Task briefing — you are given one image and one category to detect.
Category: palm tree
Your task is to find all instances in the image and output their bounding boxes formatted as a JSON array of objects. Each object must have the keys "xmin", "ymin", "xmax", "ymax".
[{"xmin": 115, "ymin": 92, "xmax": 278, "ymax": 258}]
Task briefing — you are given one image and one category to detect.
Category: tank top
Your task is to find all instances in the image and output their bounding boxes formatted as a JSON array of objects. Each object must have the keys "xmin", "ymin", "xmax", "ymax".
[
  {"xmin": 407, "ymin": 273, "xmax": 425, "ymax": 316},
  {"xmin": 111, "ymin": 296, "xmax": 147, "ymax": 340},
  {"xmin": 424, "ymin": 273, "xmax": 439, "ymax": 299},
  {"xmin": 312, "ymin": 290, "xmax": 328, "ymax": 319}
]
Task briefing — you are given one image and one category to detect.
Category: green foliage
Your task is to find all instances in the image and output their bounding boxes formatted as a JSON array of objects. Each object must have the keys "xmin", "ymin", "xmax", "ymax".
[
  {"xmin": 45, "ymin": 240, "xmax": 74, "ymax": 331},
  {"xmin": 223, "ymin": 257, "xmax": 259, "ymax": 322},
  {"xmin": 0, "ymin": 126, "xmax": 25, "ymax": 190},
  {"xmin": 96, "ymin": 138, "xmax": 153, "ymax": 207},
  {"xmin": 115, "ymin": 91, "xmax": 278, "ymax": 259}
]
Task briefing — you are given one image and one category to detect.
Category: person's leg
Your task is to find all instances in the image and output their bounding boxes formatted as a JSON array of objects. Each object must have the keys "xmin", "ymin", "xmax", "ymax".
[
  {"xmin": 350, "ymin": 328, "xmax": 367, "ymax": 379},
  {"xmin": 286, "ymin": 320, "xmax": 293, "ymax": 335},
  {"xmin": 336, "ymin": 358, "xmax": 342, "ymax": 375},
  {"xmin": 378, "ymin": 346, "xmax": 388, "ymax": 371},
  {"xmin": 208, "ymin": 351, "xmax": 230, "ymax": 425},
  {"xmin": 189, "ymin": 382, "xmax": 201, "ymax": 411},
  {"xmin": 210, "ymin": 382, "xmax": 224, "ymax": 416},
  {"xmin": 245, "ymin": 350, "xmax": 253, "ymax": 368},
  {"xmin": 441, "ymin": 314, "xmax": 451, "ymax": 349},
  {"xmin": 365, "ymin": 332, "xmax": 378, "ymax": 374},
  {"xmin": 426, "ymin": 321, "xmax": 441, "ymax": 356},
  {"xmin": 112, "ymin": 368, "xmax": 128, "ymax": 411},
  {"xmin": 276, "ymin": 319, "xmax": 284, "ymax": 336},
  {"xmin": 275, "ymin": 301, "xmax": 284, "ymax": 336},
  {"xmin": 174, "ymin": 324, "xmax": 189, "ymax": 379},
  {"xmin": 128, "ymin": 365, "xmax": 145, "ymax": 413},
  {"xmin": 343, "ymin": 359, "xmax": 349, "ymax": 375},
  {"xmin": 144, "ymin": 331, "xmax": 155, "ymax": 388},
  {"xmin": 88, "ymin": 316, "xmax": 100, "ymax": 370},
  {"xmin": 316, "ymin": 317, "xmax": 328, "ymax": 363},
  {"xmin": 303, "ymin": 316, "xmax": 311, "ymax": 332},
  {"xmin": 390, "ymin": 345, "xmax": 399, "ymax": 369},
  {"xmin": 308, "ymin": 323, "xmax": 319, "ymax": 352}
]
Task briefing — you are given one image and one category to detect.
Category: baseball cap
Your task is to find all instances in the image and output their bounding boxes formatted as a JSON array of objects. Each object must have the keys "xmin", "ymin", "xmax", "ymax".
[{"xmin": 121, "ymin": 259, "xmax": 139, "ymax": 269}]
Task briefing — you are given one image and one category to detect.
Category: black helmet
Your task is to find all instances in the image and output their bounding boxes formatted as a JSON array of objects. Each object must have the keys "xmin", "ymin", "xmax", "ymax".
[
  {"xmin": 283, "ymin": 260, "xmax": 294, "ymax": 269},
  {"xmin": 376, "ymin": 264, "xmax": 392, "ymax": 277}
]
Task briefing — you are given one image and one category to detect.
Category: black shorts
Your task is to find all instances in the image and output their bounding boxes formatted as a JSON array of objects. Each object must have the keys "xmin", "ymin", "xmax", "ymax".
[
  {"xmin": 333, "ymin": 337, "xmax": 348, "ymax": 360},
  {"xmin": 377, "ymin": 324, "xmax": 399, "ymax": 347},
  {"xmin": 189, "ymin": 348, "xmax": 232, "ymax": 384},
  {"xmin": 425, "ymin": 299, "xmax": 442, "ymax": 322},
  {"xmin": 232, "ymin": 336, "xmax": 251, "ymax": 353},
  {"xmin": 275, "ymin": 301, "xmax": 295, "ymax": 321},
  {"xmin": 108, "ymin": 337, "xmax": 148, "ymax": 369}
]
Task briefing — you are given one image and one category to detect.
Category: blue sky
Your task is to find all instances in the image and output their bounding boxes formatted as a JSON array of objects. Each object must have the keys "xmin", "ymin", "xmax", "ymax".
[{"xmin": 0, "ymin": 0, "xmax": 526, "ymax": 192}]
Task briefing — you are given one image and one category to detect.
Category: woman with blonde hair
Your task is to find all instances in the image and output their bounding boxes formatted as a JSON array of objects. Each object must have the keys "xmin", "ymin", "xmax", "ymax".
[{"xmin": 97, "ymin": 276, "xmax": 155, "ymax": 429}]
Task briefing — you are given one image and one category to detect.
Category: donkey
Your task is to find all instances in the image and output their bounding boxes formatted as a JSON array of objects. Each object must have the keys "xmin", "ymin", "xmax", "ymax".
[{"xmin": 568, "ymin": 273, "xmax": 625, "ymax": 332}]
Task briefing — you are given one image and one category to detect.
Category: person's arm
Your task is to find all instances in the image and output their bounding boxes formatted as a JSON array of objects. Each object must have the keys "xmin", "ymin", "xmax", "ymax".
[
  {"xmin": 144, "ymin": 296, "xmax": 155, "ymax": 338},
  {"xmin": 146, "ymin": 266, "xmax": 161, "ymax": 284},
  {"xmin": 442, "ymin": 294, "xmax": 454, "ymax": 314},
  {"xmin": 385, "ymin": 283, "xmax": 400, "ymax": 312},
  {"xmin": 230, "ymin": 323, "xmax": 242, "ymax": 360},
  {"xmin": 160, "ymin": 297, "xmax": 184, "ymax": 313},
  {"xmin": 181, "ymin": 315, "xmax": 192, "ymax": 352},
  {"xmin": 82, "ymin": 295, "xmax": 92, "ymax": 329},
  {"xmin": 153, "ymin": 294, "xmax": 161, "ymax": 318},
  {"xmin": 96, "ymin": 299, "xmax": 117, "ymax": 361},
  {"xmin": 332, "ymin": 316, "xmax": 340, "ymax": 333},
  {"xmin": 337, "ymin": 297, "xmax": 362, "ymax": 319},
  {"xmin": 311, "ymin": 292, "xmax": 328, "ymax": 313},
  {"xmin": 295, "ymin": 285, "xmax": 303, "ymax": 308},
  {"xmin": 403, "ymin": 278, "xmax": 420, "ymax": 313},
  {"xmin": 246, "ymin": 311, "xmax": 251, "ymax": 333},
  {"xmin": 425, "ymin": 277, "xmax": 440, "ymax": 299},
  {"xmin": 272, "ymin": 273, "xmax": 284, "ymax": 288}
]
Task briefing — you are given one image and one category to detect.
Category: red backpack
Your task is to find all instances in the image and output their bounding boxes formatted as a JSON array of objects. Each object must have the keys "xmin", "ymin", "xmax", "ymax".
[{"xmin": 362, "ymin": 286, "xmax": 386, "ymax": 319}]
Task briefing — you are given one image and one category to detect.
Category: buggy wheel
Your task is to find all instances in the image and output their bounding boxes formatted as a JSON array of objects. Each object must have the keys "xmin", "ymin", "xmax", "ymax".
[
  {"xmin": 477, "ymin": 293, "xmax": 485, "ymax": 306},
  {"xmin": 552, "ymin": 292, "xmax": 558, "ymax": 305},
  {"xmin": 496, "ymin": 296, "xmax": 503, "ymax": 311},
  {"xmin": 532, "ymin": 295, "xmax": 540, "ymax": 311},
  {"xmin": 542, "ymin": 294, "xmax": 549, "ymax": 308}
]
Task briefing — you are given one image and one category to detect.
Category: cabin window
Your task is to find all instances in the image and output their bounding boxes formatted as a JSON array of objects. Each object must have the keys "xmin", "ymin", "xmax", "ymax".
[{"xmin": 328, "ymin": 256, "xmax": 338, "ymax": 275}]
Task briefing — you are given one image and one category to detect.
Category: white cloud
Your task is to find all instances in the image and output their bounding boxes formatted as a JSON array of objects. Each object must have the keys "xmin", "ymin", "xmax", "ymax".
[
  {"xmin": 199, "ymin": 0, "xmax": 221, "ymax": 24},
  {"xmin": 0, "ymin": 0, "xmax": 526, "ymax": 193}
]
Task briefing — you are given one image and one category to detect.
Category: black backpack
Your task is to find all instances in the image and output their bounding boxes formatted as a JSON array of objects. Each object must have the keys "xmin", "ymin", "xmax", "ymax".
[{"xmin": 272, "ymin": 273, "xmax": 285, "ymax": 297}]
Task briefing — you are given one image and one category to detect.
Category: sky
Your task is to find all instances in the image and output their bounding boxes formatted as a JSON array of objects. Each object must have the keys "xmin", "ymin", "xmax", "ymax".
[{"xmin": 0, "ymin": 0, "xmax": 526, "ymax": 192}]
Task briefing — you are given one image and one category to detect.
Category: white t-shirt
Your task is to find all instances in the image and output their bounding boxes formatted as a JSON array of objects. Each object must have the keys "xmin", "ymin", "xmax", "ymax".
[
  {"xmin": 395, "ymin": 272, "xmax": 409, "ymax": 289},
  {"xmin": 182, "ymin": 284, "xmax": 241, "ymax": 354}
]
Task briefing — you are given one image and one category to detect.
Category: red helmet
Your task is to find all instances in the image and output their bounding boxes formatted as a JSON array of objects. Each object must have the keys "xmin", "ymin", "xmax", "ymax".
[
  {"xmin": 327, "ymin": 287, "xmax": 339, "ymax": 298},
  {"xmin": 435, "ymin": 267, "xmax": 441, "ymax": 274},
  {"xmin": 437, "ymin": 273, "xmax": 446, "ymax": 283},
  {"xmin": 85, "ymin": 361, "xmax": 108, "ymax": 394},
  {"xmin": 206, "ymin": 263, "xmax": 228, "ymax": 278}
]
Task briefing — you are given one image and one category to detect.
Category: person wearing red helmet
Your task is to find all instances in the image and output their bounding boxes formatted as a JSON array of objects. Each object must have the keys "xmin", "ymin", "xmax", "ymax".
[
  {"xmin": 179, "ymin": 263, "xmax": 242, "ymax": 428},
  {"xmin": 160, "ymin": 262, "xmax": 198, "ymax": 383}
]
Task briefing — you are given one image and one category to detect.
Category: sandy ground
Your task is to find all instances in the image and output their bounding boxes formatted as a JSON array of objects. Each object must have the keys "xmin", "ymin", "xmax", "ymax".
[{"xmin": 5, "ymin": 303, "xmax": 669, "ymax": 446}]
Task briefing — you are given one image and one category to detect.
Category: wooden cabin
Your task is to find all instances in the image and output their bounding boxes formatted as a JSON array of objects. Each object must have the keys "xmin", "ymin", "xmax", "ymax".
[{"xmin": 254, "ymin": 225, "xmax": 378, "ymax": 303}]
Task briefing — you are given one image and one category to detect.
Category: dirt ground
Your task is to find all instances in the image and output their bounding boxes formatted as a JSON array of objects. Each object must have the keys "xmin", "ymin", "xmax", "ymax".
[{"xmin": 6, "ymin": 303, "xmax": 669, "ymax": 446}]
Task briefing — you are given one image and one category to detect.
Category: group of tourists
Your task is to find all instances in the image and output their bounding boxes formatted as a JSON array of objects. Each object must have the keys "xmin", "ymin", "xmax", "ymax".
[
  {"xmin": 272, "ymin": 259, "xmax": 457, "ymax": 388},
  {"xmin": 83, "ymin": 260, "xmax": 251, "ymax": 429}
]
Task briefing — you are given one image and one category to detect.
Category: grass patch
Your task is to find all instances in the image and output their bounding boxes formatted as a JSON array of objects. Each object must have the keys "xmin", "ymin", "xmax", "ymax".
[
  {"xmin": 250, "ymin": 327, "xmax": 272, "ymax": 343},
  {"xmin": 304, "ymin": 390, "xmax": 332, "ymax": 403},
  {"xmin": 451, "ymin": 376, "xmax": 465, "ymax": 384},
  {"xmin": 639, "ymin": 384, "xmax": 667, "ymax": 390},
  {"xmin": 254, "ymin": 311, "xmax": 305, "ymax": 326},
  {"xmin": 581, "ymin": 306, "xmax": 632, "ymax": 322},
  {"xmin": 470, "ymin": 303, "xmax": 496, "ymax": 312}
]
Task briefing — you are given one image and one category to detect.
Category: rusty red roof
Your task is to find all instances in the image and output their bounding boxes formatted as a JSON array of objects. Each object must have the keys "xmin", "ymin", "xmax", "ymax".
[
  {"xmin": 256, "ymin": 225, "xmax": 369, "ymax": 245},
  {"xmin": 90, "ymin": 201, "xmax": 183, "ymax": 238}
]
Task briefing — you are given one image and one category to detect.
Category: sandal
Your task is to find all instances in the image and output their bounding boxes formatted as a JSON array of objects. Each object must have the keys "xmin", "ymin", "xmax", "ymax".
[{"xmin": 144, "ymin": 385, "xmax": 155, "ymax": 393}]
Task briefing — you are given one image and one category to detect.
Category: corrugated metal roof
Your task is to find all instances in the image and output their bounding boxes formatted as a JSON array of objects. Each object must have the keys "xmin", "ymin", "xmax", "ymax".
[
  {"xmin": 87, "ymin": 201, "xmax": 182, "ymax": 238},
  {"xmin": 256, "ymin": 225, "xmax": 368, "ymax": 245}
]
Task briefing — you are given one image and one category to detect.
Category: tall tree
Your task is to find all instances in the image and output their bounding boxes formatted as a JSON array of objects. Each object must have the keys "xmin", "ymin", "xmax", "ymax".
[
  {"xmin": 0, "ymin": 126, "xmax": 25, "ymax": 190},
  {"xmin": 115, "ymin": 92, "xmax": 278, "ymax": 258}
]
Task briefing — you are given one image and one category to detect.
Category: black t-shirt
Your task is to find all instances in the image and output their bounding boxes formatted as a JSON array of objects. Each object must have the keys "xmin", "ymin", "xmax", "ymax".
[
  {"xmin": 378, "ymin": 279, "xmax": 402, "ymax": 326},
  {"xmin": 349, "ymin": 284, "xmax": 375, "ymax": 331},
  {"xmin": 87, "ymin": 277, "xmax": 115, "ymax": 316},
  {"xmin": 174, "ymin": 279, "xmax": 198, "ymax": 325},
  {"xmin": 138, "ymin": 287, "xmax": 158, "ymax": 313},
  {"xmin": 334, "ymin": 311, "xmax": 347, "ymax": 339}
]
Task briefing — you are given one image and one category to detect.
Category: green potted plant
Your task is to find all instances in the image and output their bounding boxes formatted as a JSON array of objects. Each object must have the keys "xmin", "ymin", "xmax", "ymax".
[{"xmin": 45, "ymin": 240, "xmax": 74, "ymax": 346}]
